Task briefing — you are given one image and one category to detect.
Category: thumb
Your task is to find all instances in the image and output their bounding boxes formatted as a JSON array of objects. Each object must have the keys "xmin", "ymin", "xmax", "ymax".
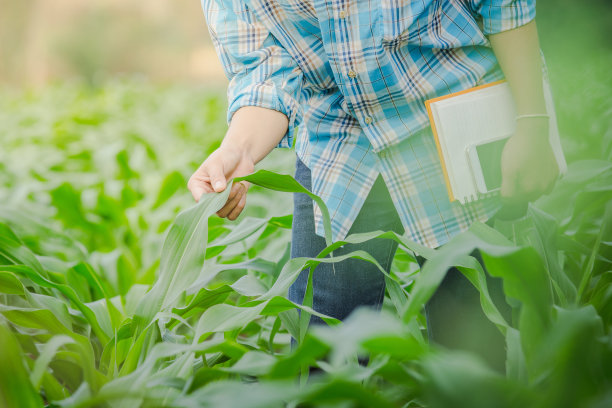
[{"xmin": 207, "ymin": 158, "xmax": 227, "ymax": 193}]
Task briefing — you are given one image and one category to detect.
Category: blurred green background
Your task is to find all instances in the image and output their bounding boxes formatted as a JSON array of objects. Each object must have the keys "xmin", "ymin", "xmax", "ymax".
[{"xmin": 0, "ymin": 0, "xmax": 225, "ymax": 87}]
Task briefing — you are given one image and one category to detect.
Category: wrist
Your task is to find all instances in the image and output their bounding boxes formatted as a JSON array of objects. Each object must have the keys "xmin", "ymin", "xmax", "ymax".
[
  {"xmin": 225, "ymin": 106, "xmax": 288, "ymax": 163},
  {"xmin": 219, "ymin": 137, "xmax": 255, "ymax": 164},
  {"xmin": 513, "ymin": 118, "xmax": 550, "ymax": 143}
]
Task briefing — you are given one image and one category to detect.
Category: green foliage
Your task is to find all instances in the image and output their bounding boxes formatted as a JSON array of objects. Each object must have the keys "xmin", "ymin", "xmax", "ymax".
[{"xmin": 0, "ymin": 80, "xmax": 611, "ymax": 408}]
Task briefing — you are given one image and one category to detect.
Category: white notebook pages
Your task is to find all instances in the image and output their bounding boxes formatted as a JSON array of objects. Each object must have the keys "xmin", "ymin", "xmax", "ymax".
[{"xmin": 425, "ymin": 80, "xmax": 567, "ymax": 204}]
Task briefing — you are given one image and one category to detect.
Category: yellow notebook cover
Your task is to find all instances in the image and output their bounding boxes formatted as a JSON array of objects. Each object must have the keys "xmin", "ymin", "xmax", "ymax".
[{"xmin": 425, "ymin": 80, "xmax": 506, "ymax": 203}]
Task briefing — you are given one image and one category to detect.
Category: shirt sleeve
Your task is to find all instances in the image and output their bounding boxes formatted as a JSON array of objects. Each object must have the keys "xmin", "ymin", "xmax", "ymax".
[
  {"xmin": 202, "ymin": 0, "xmax": 304, "ymax": 148},
  {"xmin": 468, "ymin": 0, "xmax": 536, "ymax": 35}
]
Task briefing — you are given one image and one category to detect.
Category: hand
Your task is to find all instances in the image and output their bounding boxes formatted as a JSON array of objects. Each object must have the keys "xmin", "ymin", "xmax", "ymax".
[
  {"xmin": 500, "ymin": 119, "xmax": 559, "ymax": 204},
  {"xmin": 187, "ymin": 145, "xmax": 254, "ymax": 220},
  {"xmin": 187, "ymin": 106, "xmax": 289, "ymax": 219}
]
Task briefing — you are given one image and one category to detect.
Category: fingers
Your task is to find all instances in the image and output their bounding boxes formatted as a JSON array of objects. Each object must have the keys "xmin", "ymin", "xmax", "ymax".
[
  {"xmin": 207, "ymin": 157, "xmax": 227, "ymax": 193},
  {"xmin": 189, "ymin": 185, "xmax": 205, "ymax": 203},
  {"xmin": 216, "ymin": 182, "xmax": 244, "ymax": 218},
  {"xmin": 188, "ymin": 156, "xmax": 227, "ymax": 202},
  {"xmin": 190, "ymin": 169, "xmax": 249, "ymax": 219},
  {"xmin": 228, "ymin": 191, "xmax": 247, "ymax": 221},
  {"xmin": 516, "ymin": 178, "xmax": 543, "ymax": 202},
  {"xmin": 501, "ymin": 164, "xmax": 541, "ymax": 203},
  {"xmin": 188, "ymin": 144, "xmax": 254, "ymax": 219},
  {"xmin": 502, "ymin": 169, "xmax": 557, "ymax": 204},
  {"xmin": 503, "ymin": 176, "xmax": 543, "ymax": 203},
  {"xmin": 188, "ymin": 172, "xmax": 212, "ymax": 202},
  {"xmin": 216, "ymin": 181, "xmax": 248, "ymax": 220}
]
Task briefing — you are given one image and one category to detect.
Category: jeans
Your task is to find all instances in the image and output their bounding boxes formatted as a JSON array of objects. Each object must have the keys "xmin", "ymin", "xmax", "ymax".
[{"xmin": 288, "ymin": 156, "xmax": 513, "ymax": 373}]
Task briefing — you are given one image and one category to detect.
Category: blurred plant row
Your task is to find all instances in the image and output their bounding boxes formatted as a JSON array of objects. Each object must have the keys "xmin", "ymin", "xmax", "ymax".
[
  {"xmin": 0, "ymin": 0, "xmax": 218, "ymax": 87},
  {"xmin": 0, "ymin": 81, "xmax": 611, "ymax": 407}
]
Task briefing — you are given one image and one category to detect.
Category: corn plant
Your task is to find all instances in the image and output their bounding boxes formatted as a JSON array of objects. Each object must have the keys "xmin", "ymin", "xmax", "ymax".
[{"xmin": 1, "ymin": 79, "xmax": 611, "ymax": 407}]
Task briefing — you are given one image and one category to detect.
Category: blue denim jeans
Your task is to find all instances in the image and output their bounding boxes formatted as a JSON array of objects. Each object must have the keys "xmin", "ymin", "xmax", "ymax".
[{"xmin": 288, "ymin": 156, "xmax": 512, "ymax": 373}]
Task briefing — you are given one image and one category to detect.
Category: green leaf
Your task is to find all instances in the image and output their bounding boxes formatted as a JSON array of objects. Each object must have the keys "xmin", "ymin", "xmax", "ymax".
[
  {"xmin": 170, "ymin": 284, "xmax": 233, "ymax": 322},
  {"xmin": 236, "ymin": 170, "xmax": 333, "ymax": 246},
  {"xmin": 30, "ymin": 335, "xmax": 75, "ymax": 389},
  {"xmin": 1, "ymin": 264, "xmax": 110, "ymax": 344},
  {"xmin": 230, "ymin": 274, "xmax": 268, "ymax": 297},
  {"xmin": 312, "ymin": 308, "xmax": 427, "ymax": 365},
  {"xmin": 220, "ymin": 351, "xmax": 277, "ymax": 376},
  {"xmin": 480, "ymin": 248, "xmax": 553, "ymax": 374},
  {"xmin": 0, "ymin": 324, "xmax": 43, "ymax": 408},
  {"xmin": 505, "ymin": 327, "xmax": 526, "ymax": 382},
  {"xmin": 558, "ymin": 159, "xmax": 612, "ymax": 184},
  {"xmin": 152, "ymin": 170, "xmax": 185, "ymax": 209},
  {"xmin": 456, "ymin": 257, "xmax": 511, "ymax": 336},
  {"xmin": 578, "ymin": 200, "xmax": 612, "ymax": 302},
  {"xmin": 531, "ymin": 305, "xmax": 607, "ymax": 406},
  {"xmin": 174, "ymin": 379, "xmax": 301, "ymax": 408},
  {"xmin": 50, "ymin": 183, "xmax": 92, "ymax": 230},
  {"xmin": 0, "ymin": 223, "xmax": 48, "ymax": 279},
  {"xmin": 420, "ymin": 350, "xmax": 534, "ymax": 408},
  {"xmin": 0, "ymin": 307, "xmax": 73, "ymax": 335},
  {"xmin": 194, "ymin": 297, "xmax": 338, "ymax": 341},
  {"xmin": 301, "ymin": 378, "xmax": 398, "ymax": 408},
  {"xmin": 208, "ymin": 216, "xmax": 269, "ymax": 249},
  {"xmin": 0, "ymin": 271, "xmax": 25, "ymax": 295},
  {"xmin": 526, "ymin": 205, "xmax": 577, "ymax": 305},
  {"xmin": 134, "ymin": 183, "xmax": 232, "ymax": 328}
]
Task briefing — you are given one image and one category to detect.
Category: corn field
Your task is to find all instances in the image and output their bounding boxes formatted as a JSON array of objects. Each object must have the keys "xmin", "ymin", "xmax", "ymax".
[{"xmin": 1, "ymin": 1, "xmax": 611, "ymax": 406}]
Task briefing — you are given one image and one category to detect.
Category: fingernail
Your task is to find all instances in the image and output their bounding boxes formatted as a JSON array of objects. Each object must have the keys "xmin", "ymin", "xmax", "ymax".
[{"xmin": 214, "ymin": 181, "xmax": 224, "ymax": 191}]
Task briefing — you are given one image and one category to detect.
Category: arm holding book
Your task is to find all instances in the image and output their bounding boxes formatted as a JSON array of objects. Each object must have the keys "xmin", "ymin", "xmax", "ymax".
[{"xmin": 488, "ymin": 19, "xmax": 560, "ymax": 203}]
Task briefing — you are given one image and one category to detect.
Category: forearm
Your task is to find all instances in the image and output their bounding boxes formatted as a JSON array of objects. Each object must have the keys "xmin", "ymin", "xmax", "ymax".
[
  {"xmin": 491, "ymin": 19, "xmax": 560, "ymax": 203},
  {"xmin": 222, "ymin": 106, "xmax": 289, "ymax": 164},
  {"xmin": 489, "ymin": 20, "xmax": 546, "ymax": 117}
]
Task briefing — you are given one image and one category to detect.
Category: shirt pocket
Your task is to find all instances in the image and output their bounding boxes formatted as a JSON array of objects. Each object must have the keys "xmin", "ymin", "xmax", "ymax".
[
  {"xmin": 275, "ymin": 0, "xmax": 317, "ymax": 23},
  {"xmin": 380, "ymin": 0, "xmax": 488, "ymax": 49}
]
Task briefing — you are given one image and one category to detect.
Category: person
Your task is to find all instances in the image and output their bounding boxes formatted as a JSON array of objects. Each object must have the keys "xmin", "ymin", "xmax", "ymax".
[{"xmin": 188, "ymin": 0, "xmax": 559, "ymax": 373}]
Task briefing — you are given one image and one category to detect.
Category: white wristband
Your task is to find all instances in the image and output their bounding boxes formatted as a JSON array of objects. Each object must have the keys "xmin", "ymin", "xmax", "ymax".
[{"xmin": 516, "ymin": 114, "xmax": 549, "ymax": 120}]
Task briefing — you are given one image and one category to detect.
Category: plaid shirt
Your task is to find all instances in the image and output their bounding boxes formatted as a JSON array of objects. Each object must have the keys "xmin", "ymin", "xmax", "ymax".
[{"xmin": 203, "ymin": 0, "xmax": 536, "ymax": 248}]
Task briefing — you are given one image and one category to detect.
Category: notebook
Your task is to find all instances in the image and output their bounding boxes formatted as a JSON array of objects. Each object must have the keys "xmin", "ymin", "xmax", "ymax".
[{"xmin": 425, "ymin": 80, "xmax": 567, "ymax": 204}]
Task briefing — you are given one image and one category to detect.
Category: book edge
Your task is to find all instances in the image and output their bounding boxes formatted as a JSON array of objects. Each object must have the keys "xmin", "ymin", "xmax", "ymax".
[
  {"xmin": 425, "ymin": 80, "xmax": 507, "ymax": 203},
  {"xmin": 426, "ymin": 79, "xmax": 507, "ymax": 106},
  {"xmin": 425, "ymin": 97, "xmax": 455, "ymax": 202}
]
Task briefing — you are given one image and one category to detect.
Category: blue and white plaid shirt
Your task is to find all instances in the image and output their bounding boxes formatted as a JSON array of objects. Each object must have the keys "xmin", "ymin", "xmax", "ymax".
[{"xmin": 203, "ymin": 0, "xmax": 536, "ymax": 248}]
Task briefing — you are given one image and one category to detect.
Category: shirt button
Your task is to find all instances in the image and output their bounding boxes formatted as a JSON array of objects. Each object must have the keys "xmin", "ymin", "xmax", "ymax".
[
  {"xmin": 348, "ymin": 70, "xmax": 357, "ymax": 78},
  {"xmin": 339, "ymin": 10, "xmax": 346, "ymax": 18},
  {"xmin": 364, "ymin": 116, "xmax": 373, "ymax": 125}
]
